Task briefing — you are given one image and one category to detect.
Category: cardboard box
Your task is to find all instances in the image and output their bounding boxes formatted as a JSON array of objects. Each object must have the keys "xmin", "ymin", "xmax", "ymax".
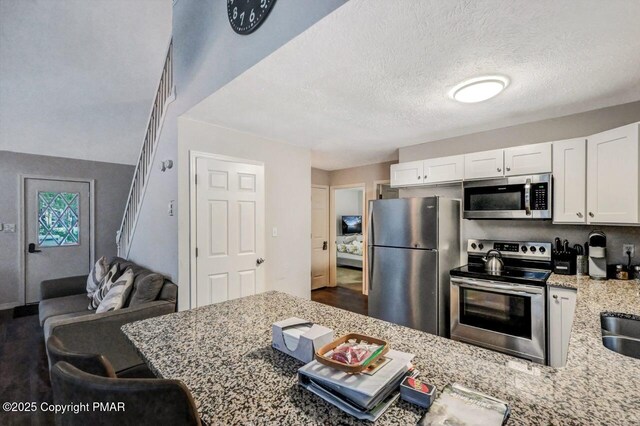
[{"xmin": 272, "ymin": 317, "xmax": 334, "ymax": 363}]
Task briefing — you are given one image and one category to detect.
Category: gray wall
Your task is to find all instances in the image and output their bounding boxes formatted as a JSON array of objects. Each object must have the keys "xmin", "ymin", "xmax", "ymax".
[
  {"xmin": 398, "ymin": 102, "xmax": 640, "ymax": 265},
  {"xmin": 0, "ymin": 151, "xmax": 134, "ymax": 308},
  {"xmin": 128, "ymin": 0, "xmax": 347, "ymax": 281}
]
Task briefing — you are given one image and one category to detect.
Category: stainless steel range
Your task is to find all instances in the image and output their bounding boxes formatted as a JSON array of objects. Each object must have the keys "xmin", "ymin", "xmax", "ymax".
[{"xmin": 449, "ymin": 239, "xmax": 552, "ymax": 365}]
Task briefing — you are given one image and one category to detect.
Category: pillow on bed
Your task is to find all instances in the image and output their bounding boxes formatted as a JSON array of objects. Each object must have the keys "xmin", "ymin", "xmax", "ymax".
[{"xmin": 343, "ymin": 235, "xmax": 357, "ymax": 243}]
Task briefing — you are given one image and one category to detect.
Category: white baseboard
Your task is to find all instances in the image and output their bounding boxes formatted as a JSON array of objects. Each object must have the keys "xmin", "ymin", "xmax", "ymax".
[{"xmin": 0, "ymin": 301, "xmax": 21, "ymax": 311}]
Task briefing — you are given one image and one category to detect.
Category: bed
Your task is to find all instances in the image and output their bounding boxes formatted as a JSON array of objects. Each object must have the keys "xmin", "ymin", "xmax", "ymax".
[{"xmin": 336, "ymin": 235, "xmax": 363, "ymax": 269}]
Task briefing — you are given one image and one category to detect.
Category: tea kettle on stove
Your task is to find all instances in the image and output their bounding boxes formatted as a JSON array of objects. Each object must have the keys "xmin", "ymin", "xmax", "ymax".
[{"xmin": 483, "ymin": 249, "xmax": 504, "ymax": 273}]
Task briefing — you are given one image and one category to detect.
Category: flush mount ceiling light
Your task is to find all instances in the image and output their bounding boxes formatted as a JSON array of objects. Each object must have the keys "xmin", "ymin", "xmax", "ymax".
[{"xmin": 450, "ymin": 76, "xmax": 509, "ymax": 103}]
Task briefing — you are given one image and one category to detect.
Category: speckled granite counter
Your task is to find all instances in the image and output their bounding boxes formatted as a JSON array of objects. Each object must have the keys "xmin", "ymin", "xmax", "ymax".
[{"xmin": 122, "ymin": 288, "xmax": 640, "ymax": 425}]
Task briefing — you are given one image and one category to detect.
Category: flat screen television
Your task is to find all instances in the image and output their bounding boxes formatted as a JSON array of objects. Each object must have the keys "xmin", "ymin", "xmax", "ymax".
[{"xmin": 341, "ymin": 215, "xmax": 362, "ymax": 235}]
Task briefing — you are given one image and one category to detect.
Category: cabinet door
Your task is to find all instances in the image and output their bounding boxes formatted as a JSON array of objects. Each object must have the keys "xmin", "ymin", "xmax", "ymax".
[
  {"xmin": 587, "ymin": 122, "xmax": 639, "ymax": 224},
  {"xmin": 423, "ymin": 155, "xmax": 464, "ymax": 184},
  {"xmin": 548, "ymin": 286, "xmax": 577, "ymax": 368},
  {"xmin": 553, "ymin": 138, "xmax": 587, "ymax": 223},
  {"xmin": 463, "ymin": 149, "xmax": 504, "ymax": 180},
  {"xmin": 390, "ymin": 160, "xmax": 424, "ymax": 187},
  {"xmin": 504, "ymin": 142, "xmax": 552, "ymax": 176}
]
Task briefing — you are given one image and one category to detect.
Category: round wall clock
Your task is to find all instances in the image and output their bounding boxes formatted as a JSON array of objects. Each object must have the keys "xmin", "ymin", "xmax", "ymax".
[{"xmin": 227, "ymin": 0, "xmax": 277, "ymax": 35}]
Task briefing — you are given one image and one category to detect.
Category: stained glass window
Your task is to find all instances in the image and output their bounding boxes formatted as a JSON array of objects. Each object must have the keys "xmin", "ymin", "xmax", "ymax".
[{"xmin": 38, "ymin": 192, "xmax": 80, "ymax": 247}]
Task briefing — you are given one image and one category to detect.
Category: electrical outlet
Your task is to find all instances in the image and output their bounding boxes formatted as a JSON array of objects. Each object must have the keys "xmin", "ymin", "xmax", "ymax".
[
  {"xmin": 4, "ymin": 223, "xmax": 15, "ymax": 233},
  {"xmin": 623, "ymin": 244, "xmax": 635, "ymax": 257}
]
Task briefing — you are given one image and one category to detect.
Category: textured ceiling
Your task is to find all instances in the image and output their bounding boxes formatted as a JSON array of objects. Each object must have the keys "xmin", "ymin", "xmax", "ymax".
[
  {"xmin": 0, "ymin": 0, "xmax": 171, "ymax": 165},
  {"xmin": 186, "ymin": 0, "xmax": 640, "ymax": 170}
]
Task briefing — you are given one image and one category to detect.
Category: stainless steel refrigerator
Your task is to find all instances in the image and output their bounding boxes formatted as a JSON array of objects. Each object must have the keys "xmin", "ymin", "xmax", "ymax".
[{"xmin": 368, "ymin": 197, "xmax": 460, "ymax": 337}]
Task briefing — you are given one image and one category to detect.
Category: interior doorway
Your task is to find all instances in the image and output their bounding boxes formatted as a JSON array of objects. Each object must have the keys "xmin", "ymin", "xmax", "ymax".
[
  {"xmin": 190, "ymin": 152, "xmax": 266, "ymax": 309},
  {"xmin": 330, "ymin": 184, "xmax": 366, "ymax": 294}
]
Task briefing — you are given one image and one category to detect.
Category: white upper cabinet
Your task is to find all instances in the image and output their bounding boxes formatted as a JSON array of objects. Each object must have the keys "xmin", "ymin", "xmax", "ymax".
[
  {"xmin": 587, "ymin": 122, "xmax": 640, "ymax": 224},
  {"xmin": 504, "ymin": 142, "xmax": 552, "ymax": 176},
  {"xmin": 464, "ymin": 149, "xmax": 504, "ymax": 180},
  {"xmin": 390, "ymin": 160, "xmax": 424, "ymax": 187},
  {"xmin": 423, "ymin": 155, "xmax": 465, "ymax": 184},
  {"xmin": 553, "ymin": 138, "xmax": 587, "ymax": 223}
]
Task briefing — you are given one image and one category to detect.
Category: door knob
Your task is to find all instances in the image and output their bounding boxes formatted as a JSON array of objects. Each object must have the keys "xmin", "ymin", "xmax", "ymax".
[
  {"xmin": 28, "ymin": 243, "xmax": 41, "ymax": 253},
  {"xmin": 256, "ymin": 258, "xmax": 265, "ymax": 265},
  {"xmin": 322, "ymin": 241, "xmax": 328, "ymax": 250}
]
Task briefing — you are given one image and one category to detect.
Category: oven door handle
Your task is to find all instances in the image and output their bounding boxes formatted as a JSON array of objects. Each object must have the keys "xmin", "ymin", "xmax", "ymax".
[
  {"xmin": 524, "ymin": 178, "xmax": 532, "ymax": 216},
  {"xmin": 451, "ymin": 277, "xmax": 544, "ymax": 296}
]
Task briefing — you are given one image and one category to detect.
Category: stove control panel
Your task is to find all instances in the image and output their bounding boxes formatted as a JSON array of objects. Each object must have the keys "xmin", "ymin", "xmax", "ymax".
[{"xmin": 467, "ymin": 239, "xmax": 552, "ymax": 261}]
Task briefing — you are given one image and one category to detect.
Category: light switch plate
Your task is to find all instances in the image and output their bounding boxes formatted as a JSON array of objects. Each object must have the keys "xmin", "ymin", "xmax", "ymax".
[{"xmin": 272, "ymin": 227, "xmax": 278, "ymax": 237}]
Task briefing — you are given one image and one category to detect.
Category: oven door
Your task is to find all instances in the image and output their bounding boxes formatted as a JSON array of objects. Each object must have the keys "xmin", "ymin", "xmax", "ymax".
[
  {"xmin": 463, "ymin": 174, "xmax": 551, "ymax": 219},
  {"xmin": 450, "ymin": 277, "xmax": 546, "ymax": 364}
]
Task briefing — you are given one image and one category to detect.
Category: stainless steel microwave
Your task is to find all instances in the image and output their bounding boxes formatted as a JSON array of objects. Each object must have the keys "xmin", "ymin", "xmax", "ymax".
[{"xmin": 463, "ymin": 173, "xmax": 552, "ymax": 219}]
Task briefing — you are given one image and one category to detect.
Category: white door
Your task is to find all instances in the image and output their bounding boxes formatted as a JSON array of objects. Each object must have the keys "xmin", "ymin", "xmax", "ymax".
[
  {"xmin": 587, "ymin": 122, "xmax": 639, "ymax": 224},
  {"xmin": 423, "ymin": 155, "xmax": 464, "ymax": 184},
  {"xmin": 24, "ymin": 178, "xmax": 91, "ymax": 303},
  {"xmin": 504, "ymin": 142, "xmax": 552, "ymax": 176},
  {"xmin": 390, "ymin": 160, "xmax": 424, "ymax": 187},
  {"xmin": 195, "ymin": 157, "xmax": 265, "ymax": 307},
  {"xmin": 553, "ymin": 138, "xmax": 587, "ymax": 223},
  {"xmin": 311, "ymin": 185, "xmax": 329, "ymax": 290},
  {"xmin": 463, "ymin": 149, "xmax": 504, "ymax": 180}
]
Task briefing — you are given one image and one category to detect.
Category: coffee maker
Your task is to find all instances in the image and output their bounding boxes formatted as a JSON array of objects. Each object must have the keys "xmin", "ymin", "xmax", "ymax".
[{"xmin": 588, "ymin": 230, "xmax": 607, "ymax": 280}]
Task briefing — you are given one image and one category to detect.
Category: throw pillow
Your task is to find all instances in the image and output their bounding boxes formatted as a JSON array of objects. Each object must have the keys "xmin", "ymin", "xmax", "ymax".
[
  {"xmin": 95, "ymin": 268, "xmax": 135, "ymax": 313},
  {"xmin": 128, "ymin": 272, "xmax": 164, "ymax": 307},
  {"xmin": 86, "ymin": 256, "xmax": 108, "ymax": 298},
  {"xmin": 89, "ymin": 264, "xmax": 124, "ymax": 310}
]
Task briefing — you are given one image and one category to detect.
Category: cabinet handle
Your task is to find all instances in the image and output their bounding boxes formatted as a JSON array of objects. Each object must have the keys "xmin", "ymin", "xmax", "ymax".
[
  {"xmin": 576, "ymin": 212, "xmax": 583, "ymax": 218},
  {"xmin": 497, "ymin": 167, "xmax": 502, "ymax": 172},
  {"xmin": 553, "ymin": 294, "xmax": 558, "ymax": 300},
  {"xmin": 506, "ymin": 167, "xmax": 511, "ymax": 171},
  {"xmin": 589, "ymin": 212, "xmax": 594, "ymax": 218},
  {"xmin": 424, "ymin": 175, "xmax": 428, "ymax": 180},
  {"xmin": 417, "ymin": 176, "xmax": 421, "ymax": 179}
]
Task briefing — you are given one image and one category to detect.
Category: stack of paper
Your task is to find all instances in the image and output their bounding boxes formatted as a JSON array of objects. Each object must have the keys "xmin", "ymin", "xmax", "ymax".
[
  {"xmin": 298, "ymin": 349, "xmax": 415, "ymax": 421},
  {"xmin": 418, "ymin": 383, "xmax": 510, "ymax": 426}
]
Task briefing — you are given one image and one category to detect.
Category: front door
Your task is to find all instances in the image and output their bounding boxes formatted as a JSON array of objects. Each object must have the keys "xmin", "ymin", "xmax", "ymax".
[
  {"xmin": 195, "ymin": 157, "xmax": 265, "ymax": 307},
  {"xmin": 24, "ymin": 178, "xmax": 91, "ymax": 303},
  {"xmin": 311, "ymin": 185, "xmax": 329, "ymax": 289}
]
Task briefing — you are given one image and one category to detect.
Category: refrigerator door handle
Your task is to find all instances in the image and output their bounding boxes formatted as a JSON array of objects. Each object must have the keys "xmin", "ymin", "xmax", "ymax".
[{"xmin": 368, "ymin": 246, "xmax": 374, "ymax": 290}]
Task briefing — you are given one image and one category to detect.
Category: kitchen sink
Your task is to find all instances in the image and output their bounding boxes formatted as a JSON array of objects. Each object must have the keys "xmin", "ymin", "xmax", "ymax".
[
  {"xmin": 601, "ymin": 314, "xmax": 640, "ymax": 339},
  {"xmin": 602, "ymin": 336, "xmax": 640, "ymax": 359},
  {"xmin": 601, "ymin": 313, "xmax": 640, "ymax": 360}
]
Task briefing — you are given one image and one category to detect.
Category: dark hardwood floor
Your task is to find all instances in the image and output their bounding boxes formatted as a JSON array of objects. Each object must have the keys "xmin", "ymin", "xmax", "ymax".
[
  {"xmin": 311, "ymin": 286, "xmax": 368, "ymax": 316},
  {"xmin": 0, "ymin": 309, "xmax": 54, "ymax": 425}
]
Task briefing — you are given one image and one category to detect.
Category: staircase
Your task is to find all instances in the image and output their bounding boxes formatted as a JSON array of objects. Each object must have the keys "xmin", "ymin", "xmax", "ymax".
[{"xmin": 116, "ymin": 39, "xmax": 174, "ymax": 257}]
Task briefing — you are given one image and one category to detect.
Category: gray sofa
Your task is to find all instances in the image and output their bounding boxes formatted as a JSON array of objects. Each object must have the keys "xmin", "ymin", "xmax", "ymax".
[{"xmin": 39, "ymin": 257, "xmax": 177, "ymax": 372}]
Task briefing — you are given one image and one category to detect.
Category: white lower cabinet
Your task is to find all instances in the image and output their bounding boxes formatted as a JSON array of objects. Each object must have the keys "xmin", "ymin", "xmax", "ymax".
[
  {"xmin": 390, "ymin": 160, "xmax": 424, "ymax": 187},
  {"xmin": 547, "ymin": 286, "xmax": 577, "ymax": 368},
  {"xmin": 423, "ymin": 155, "xmax": 464, "ymax": 184}
]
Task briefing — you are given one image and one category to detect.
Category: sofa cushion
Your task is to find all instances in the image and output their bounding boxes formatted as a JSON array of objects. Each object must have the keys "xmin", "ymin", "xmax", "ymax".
[
  {"xmin": 96, "ymin": 268, "xmax": 135, "ymax": 313},
  {"xmin": 86, "ymin": 256, "xmax": 108, "ymax": 298},
  {"xmin": 127, "ymin": 272, "xmax": 164, "ymax": 307},
  {"xmin": 40, "ymin": 294, "xmax": 94, "ymax": 326}
]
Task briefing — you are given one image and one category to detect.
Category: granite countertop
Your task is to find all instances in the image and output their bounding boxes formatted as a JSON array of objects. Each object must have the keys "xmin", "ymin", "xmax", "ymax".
[{"xmin": 122, "ymin": 285, "xmax": 640, "ymax": 425}]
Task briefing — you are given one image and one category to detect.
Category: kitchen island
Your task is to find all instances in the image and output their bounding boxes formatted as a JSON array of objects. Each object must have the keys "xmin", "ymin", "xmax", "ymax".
[{"xmin": 122, "ymin": 284, "xmax": 640, "ymax": 425}]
